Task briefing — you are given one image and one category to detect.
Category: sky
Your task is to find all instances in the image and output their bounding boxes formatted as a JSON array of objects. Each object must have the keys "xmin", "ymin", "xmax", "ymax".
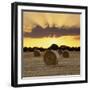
[{"xmin": 23, "ymin": 11, "xmax": 80, "ymax": 48}]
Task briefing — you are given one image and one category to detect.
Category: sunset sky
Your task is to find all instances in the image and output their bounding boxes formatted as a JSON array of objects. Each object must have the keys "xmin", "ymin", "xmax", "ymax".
[{"xmin": 23, "ymin": 11, "xmax": 80, "ymax": 48}]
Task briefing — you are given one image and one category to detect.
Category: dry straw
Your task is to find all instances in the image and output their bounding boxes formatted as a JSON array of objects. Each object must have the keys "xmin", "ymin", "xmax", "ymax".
[{"xmin": 44, "ymin": 50, "xmax": 58, "ymax": 65}]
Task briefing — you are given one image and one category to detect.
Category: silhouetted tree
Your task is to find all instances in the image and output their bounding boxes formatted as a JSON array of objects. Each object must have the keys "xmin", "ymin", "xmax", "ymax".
[
  {"xmin": 38, "ymin": 47, "xmax": 45, "ymax": 52},
  {"xmin": 28, "ymin": 47, "xmax": 34, "ymax": 52},
  {"xmin": 48, "ymin": 44, "xmax": 59, "ymax": 50},
  {"xmin": 33, "ymin": 47, "xmax": 39, "ymax": 50},
  {"xmin": 59, "ymin": 45, "xmax": 69, "ymax": 50},
  {"xmin": 75, "ymin": 47, "xmax": 80, "ymax": 51},
  {"xmin": 23, "ymin": 47, "xmax": 28, "ymax": 52}
]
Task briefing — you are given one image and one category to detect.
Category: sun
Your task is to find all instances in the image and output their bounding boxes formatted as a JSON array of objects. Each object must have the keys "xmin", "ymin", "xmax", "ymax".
[{"xmin": 49, "ymin": 37, "xmax": 57, "ymax": 45}]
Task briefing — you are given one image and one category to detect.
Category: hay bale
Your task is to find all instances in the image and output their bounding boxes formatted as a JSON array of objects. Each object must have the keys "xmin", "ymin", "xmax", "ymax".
[
  {"xmin": 52, "ymin": 50, "xmax": 59, "ymax": 59},
  {"xmin": 62, "ymin": 51, "xmax": 69, "ymax": 58},
  {"xmin": 33, "ymin": 50, "xmax": 40, "ymax": 57},
  {"xmin": 58, "ymin": 49, "xmax": 63, "ymax": 55},
  {"xmin": 44, "ymin": 50, "xmax": 58, "ymax": 65}
]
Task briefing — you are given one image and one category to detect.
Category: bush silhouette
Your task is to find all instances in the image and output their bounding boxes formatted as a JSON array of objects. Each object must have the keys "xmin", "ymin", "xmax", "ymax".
[
  {"xmin": 38, "ymin": 47, "xmax": 45, "ymax": 52},
  {"xmin": 48, "ymin": 44, "xmax": 59, "ymax": 50},
  {"xmin": 28, "ymin": 47, "xmax": 34, "ymax": 52},
  {"xmin": 23, "ymin": 47, "xmax": 28, "ymax": 52}
]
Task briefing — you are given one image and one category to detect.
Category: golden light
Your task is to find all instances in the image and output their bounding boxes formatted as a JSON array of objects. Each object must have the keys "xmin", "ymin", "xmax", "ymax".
[
  {"xmin": 23, "ymin": 12, "xmax": 80, "ymax": 48},
  {"xmin": 49, "ymin": 36, "xmax": 57, "ymax": 45},
  {"xmin": 23, "ymin": 35, "xmax": 80, "ymax": 48}
]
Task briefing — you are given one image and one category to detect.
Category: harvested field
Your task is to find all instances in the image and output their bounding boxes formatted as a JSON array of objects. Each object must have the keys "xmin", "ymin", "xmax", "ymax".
[{"xmin": 22, "ymin": 51, "xmax": 80, "ymax": 77}]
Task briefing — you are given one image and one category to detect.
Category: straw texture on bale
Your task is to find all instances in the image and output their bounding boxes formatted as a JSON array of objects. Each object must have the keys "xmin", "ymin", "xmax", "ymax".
[
  {"xmin": 44, "ymin": 50, "xmax": 58, "ymax": 65},
  {"xmin": 62, "ymin": 51, "xmax": 69, "ymax": 58},
  {"xmin": 33, "ymin": 50, "xmax": 40, "ymax": 57}
]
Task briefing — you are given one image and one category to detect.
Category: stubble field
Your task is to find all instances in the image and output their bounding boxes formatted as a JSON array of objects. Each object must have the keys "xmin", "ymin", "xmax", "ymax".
[{"xmin": 22, "ymin": 51, "xmax": 80, "ymax": 77}]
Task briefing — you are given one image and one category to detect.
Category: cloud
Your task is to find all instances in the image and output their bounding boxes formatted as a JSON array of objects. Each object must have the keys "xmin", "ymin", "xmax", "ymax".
[
  {"xmin": 23, "ymin": 12, "xmax": 80, "ymax": 32},
  {"xmin": 73, "ymin": 36, "xmax": 80, "ymax": 40},
  {"xmin": 24, "ymin": 26, "xmax": 80, "ymax": 38}
]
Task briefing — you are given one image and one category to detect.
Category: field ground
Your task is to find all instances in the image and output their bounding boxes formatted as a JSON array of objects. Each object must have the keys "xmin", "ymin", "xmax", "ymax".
[{"xmin": 22, "ymin": 51, "xmax": 80, "ymax": 77}]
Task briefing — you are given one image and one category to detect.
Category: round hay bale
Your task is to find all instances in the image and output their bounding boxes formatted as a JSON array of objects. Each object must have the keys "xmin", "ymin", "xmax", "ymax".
[
  {"xmin": 51, "ymin": 50, "xmax": 60, "ymax": 59},
  {"xmin": 33, "ymin": 50, "xmax": 40, "ymax": 57},
  {"xmin": 62, "ymin": 51, "xmax": 69, "ymax": 58},
  {"xmin": 44, "ymin": 50, "xmax": 58, "ymax": 65},
  {"xmin": 58, "ymin": 49, "xmax": 63, "ymax": 55}
]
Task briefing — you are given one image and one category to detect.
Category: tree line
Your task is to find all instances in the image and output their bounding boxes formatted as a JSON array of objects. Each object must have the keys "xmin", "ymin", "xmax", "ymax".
[{"xmin": 23, "ymin": 44, "xmax": 80, "ymax": 52}]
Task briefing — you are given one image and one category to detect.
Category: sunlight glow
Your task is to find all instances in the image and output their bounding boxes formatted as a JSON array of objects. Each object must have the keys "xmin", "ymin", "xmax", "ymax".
[
  {"xmin": 23, "ymin": 12, "xmax": 80, "ymax": 48},
  {"xmin": 23, "ymin": 35, "xmax": 80, "ymax": 48}
]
